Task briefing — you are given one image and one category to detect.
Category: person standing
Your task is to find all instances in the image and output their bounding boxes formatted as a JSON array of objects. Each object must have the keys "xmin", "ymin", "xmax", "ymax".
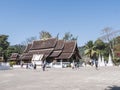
[
  {"xmin": 42, "ymin": 60, "xmax": 46, "ymax": 71},
  {"xmin": 26, "ymin": 63, "xmax": 28, "ymax": 69},
  {"xmin": 95, "ymin": 60, "xmax": 98, "ymax": 69},
  {"xmin": 93, "ymin": 53, "xmax": 98, "ymax": 70},
  {"xmin": 33, "ymin": 63, "xmax": 37, "ymax": 70}
]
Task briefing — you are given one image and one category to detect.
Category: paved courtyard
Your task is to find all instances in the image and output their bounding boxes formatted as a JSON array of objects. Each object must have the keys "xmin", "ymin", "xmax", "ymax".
[{"xmin": 0, "ymin": 66, "xmax": 120, "ymax": 90}]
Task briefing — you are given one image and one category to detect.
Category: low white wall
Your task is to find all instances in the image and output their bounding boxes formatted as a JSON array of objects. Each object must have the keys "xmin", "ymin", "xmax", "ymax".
[{"xmin": 0, "ymin": 62, "xmax": 10, "ymax": 70}]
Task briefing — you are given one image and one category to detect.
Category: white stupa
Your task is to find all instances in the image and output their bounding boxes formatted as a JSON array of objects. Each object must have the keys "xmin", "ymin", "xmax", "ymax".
[
  {"xmin": 98, "ymin": 54, "xmax": 105, "ymax": 66},
  {"xmin": 101, "ymin": 56, "xmax": 105, "ymax": 66},
  {"xmin": 98, "ymin": 54, "xmax": 101, "ymax": 66},
  {"xmin": 107, "ymin": 54, "xmax": 114, "ymax": 66}
]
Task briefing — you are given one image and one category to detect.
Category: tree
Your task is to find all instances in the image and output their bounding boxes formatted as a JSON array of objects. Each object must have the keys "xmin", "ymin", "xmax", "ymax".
[
  {"xmin": 63, "ymin": 32, "xmax": 78, "ymax": 41},
  {"xmin": 99, "ymin": 27, "xmax": 119, "ymax": 60},
  {"xmin": 94, "ymin": 39, "xmax": 105, "ymax": 54},
  {"xmin": 94, "ymin": 39, "xmax": 109, "ymax": 61},
  {"xmin": 39, "ymin": 31, "xmax": 52, "ymax": 40},
  {"xmin": 84, "ymin": 40, "xmax": 97, "ymax": 59},
  {"xmin": 5, "ymin": 46, "xmax": 17, "ymax": 59},
  {"xmin": 12, "ymin": 44, "xmax": 25, "ymax": 54},
  {"xmin": 0, "ymin": 35, "xmax": 9, "ymax": 51},
  {"xmin": 0, "ymin": 35, "xmax": 9, "ymax": 62},
  {"xmin": 78, "ymin": 46, "xmax": 85, "ymax": 57},
  {"xmin": 6, "ymin": 44, "xmax": 25, "ymax": 59},
  {"xmin": 113, "ymin": 36, "xmax": 120, "ymax": 64},
  {"xmin": 115, "ymin": 36, "xmax": 120, "ymax": 44},
  {"xmin": 22, "ymin": 36, "xmax": 37, "ymax": 45}
]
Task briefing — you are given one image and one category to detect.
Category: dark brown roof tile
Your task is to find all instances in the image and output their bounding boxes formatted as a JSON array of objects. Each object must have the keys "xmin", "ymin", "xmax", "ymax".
[
  {"xmin": 63, "ymin": 41, "xmax": 76, "ymax": 53},
  {"xmin": 21, "ymin": 39, "xmax": 81, "ymax": 61},
  {"xmin": 50, "ymin": 50, "xmax": 62, "ymax": 57},
  {"xmin": 24, "ymin": 44, "xmax": 32, "ymax": 53},
  {"xmin": 56, "ymin": 52, "xmax": 73, "ymax": 59},
  {"xmin": 10, "ymin": 53, "xmax": 19, "ymax": 58},
  {"xmin": 54, "ymin": 40, "xmax": 64, "ymax": 50},
  {"xmin": 22, "ymin": 48, "xmax": 53, "ymax": 60},
  {"xmin": 30, "ymin": 38, "xmax": 57, "ymax": 50}
]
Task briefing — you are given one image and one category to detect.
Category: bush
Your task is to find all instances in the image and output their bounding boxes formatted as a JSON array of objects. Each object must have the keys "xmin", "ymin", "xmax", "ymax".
[
  {"xmin": 9, "ymin": 61, "xmax": 16, "ymax": 67},
  {"xmin": 113, "ymin": 58, "xmax": 120, "ymax": 66}
]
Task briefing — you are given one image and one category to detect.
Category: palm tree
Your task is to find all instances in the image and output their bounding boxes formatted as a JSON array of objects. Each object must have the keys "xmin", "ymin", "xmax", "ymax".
[{"xmin": 84, "ymin": 41, "xmax": 97, "ymax": 59}]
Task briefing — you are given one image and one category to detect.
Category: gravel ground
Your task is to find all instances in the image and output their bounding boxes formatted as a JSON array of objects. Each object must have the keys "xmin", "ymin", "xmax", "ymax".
[{"xmin": 0, "ymin": 66, "xmax": 120, "ymax": 90}]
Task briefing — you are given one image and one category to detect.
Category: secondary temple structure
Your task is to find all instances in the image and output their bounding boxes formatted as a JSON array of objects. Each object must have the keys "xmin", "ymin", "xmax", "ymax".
[{"xmin": 21, "ymin": 38, "xmax": 81, "ymax": 64}]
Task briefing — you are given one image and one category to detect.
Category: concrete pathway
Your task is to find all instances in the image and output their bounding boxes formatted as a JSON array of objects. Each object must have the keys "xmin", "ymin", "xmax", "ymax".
[{"xmin": 0, "ymin": 67, "xmax": 120, "ymax": 90}]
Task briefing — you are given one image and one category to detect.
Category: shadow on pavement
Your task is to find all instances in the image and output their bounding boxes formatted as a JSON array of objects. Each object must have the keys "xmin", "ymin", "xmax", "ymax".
[{"xmin": 105, "ymin": 85, "xmax": 120, "ymax": 90}]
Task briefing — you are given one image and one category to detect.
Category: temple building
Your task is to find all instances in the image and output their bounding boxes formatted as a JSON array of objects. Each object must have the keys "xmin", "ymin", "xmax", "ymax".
[
  {"xmin": 21, "ymin": 38, "xmax": 81, "ymax": 66},
  {"xmin": 9, "ymin": 53, "xmax": 20, "ymax": 64}
]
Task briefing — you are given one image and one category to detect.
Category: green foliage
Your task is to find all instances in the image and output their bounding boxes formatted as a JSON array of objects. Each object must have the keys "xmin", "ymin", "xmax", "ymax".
[
  {"xmin": 13, "ymin": 44, "xmax": 25, "ymax": 54},
  {"xmin": 84, "ymin": 40, "xmax": 97, "ymax": 59},
  {"xmin": 63, "ymin": 32, "xmax": 78, "ymax": 41},
  {"xmin": 115, "ymin": 36, "xmax": 120, "ymax": 44},
  {"xmin": 6, "ymin": 45, "xmax": 25, "ymax": 59},
  {"xmin": 94, "ymin": 39, "xmax": 109, "ymax": 57},
  {"xmin": 0, "ymin": 35, "xmax": 9, "ymax": 61},
  {"xmin": 9, "ymin": 61, "xmax": 16, "ymax": 67},
  {"xmin": 83, "ymin": 35, "xmax": 120, "ymax": 65},
  {"xmin": 94, "ymin": 39, "xmax": 105, "ymax": 50},
  {"xmin": 39, "ymin": 31, "xmax": 52, "ymax": 40},
  {"xmin": 0, "ymin": 35, "xmax": 9, "ymax": 51},
  {"xmin": 112, "ymin": 57, "xmax": 120, "ymax": 66},
  {"xmin": 78, "ymin": 46, "xmax": 85, "ymax": 57},
  {"xmin": 0, "ymin": 34, "xmax": 25, "ymax": 61},
  {"xmin": 84, "ymin": 39, "xmax": 111, "ymax": 61}
]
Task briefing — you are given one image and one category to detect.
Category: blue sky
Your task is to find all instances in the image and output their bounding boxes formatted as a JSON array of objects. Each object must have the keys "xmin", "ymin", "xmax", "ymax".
[{"xmin": 0, "ymin": 0, "xmax": 120, "ymax": 46}]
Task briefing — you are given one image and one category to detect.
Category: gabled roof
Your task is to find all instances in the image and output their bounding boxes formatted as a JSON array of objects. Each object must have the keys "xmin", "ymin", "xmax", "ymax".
[
  {"xmin": 9, "ymin": 53, "xmax": 19, "ymax": 61},
  {"xmin": 30, "ymin": 38, "xmax": 57, "ymax": 50},
  {"xmin": 54, "ymin": 40, "xmax": 64, "ymax": 50},
  {"xmin": 49, "ymin": 40, "xmax": 64, "ymax": 57},
  {"xmin": 57, "ymin": 52, "xmax": 74, "ymax": 59},
  {"xmin": 10, "ymin": 53, "xmax": 19, "ymax": 58},
  {"xmin": 50, "ymin": 50, "xmax": 62, "ymax": 57},
  {"xmin": 24, "ymin": 44, "xmax": 32, "ymax": 53},
  {"xmin": 21, "ymin": 38, "xmax": 81, "ymax": 61},
  {"xmin": 29, "ymin": 48, "xmax": 54, "ymax": 58},
  {"xmin": 21, "ymin": 53, "xmax": 32, "ymax": 60},
  {"xmin": 63, "ymin": 41, "xmax": 76, "ymax": 53},
  {"xmin": 22, "ymin": 38, "xmax": 57, "ymax": 60},
  {"xmin": 56, "ymin": 41, "xmax": 78, "ymax": 59}
]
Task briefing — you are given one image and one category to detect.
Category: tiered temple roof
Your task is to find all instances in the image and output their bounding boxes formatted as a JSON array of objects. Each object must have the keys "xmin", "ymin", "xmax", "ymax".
[
  {"xmin": 21, "ymin": 38, "xmax": 81, "ymax": 62},
  {"xmin": 9, "ymin": 53, "xmax": 19, "ymax": 61}
]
